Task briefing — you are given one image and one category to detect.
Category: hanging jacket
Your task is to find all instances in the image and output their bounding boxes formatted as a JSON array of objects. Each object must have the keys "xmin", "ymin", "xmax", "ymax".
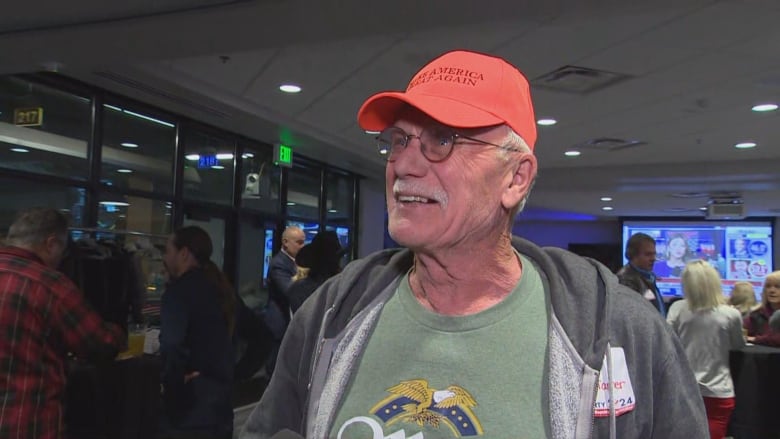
[{"xmin": 241, "ymin": 236, "xmax": 707, "ymax": 439}]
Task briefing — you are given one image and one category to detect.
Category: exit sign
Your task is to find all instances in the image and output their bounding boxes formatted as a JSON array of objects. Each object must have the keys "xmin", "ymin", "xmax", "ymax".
[
  {"xmin": 14, "ymin": 107, "xmax": 44, "ymax": 126},
  {"xmin": 274, "ymin": 143, "xmax": 293, "ymax": 168}
]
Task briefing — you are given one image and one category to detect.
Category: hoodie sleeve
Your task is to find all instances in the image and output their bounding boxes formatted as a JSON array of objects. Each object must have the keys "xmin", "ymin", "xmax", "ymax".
[
  {"xmin": 596, "ymin": 276, "xmax": 708, "ymax": 438},
  {"xmin": 240, "ymin": 312, "xmax": 308, "ymax": 438},
  {"xmin": 240, "ymin": 275, "xmax": 338, "ymax": 438},
  {"xmin": 647, "ymin": 338, "xmax": 710, "ymax": 438}
]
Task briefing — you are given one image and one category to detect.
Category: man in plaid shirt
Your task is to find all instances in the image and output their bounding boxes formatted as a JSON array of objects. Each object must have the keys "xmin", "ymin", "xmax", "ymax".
[{"xmin": 0, "ymin": 208, "xmax": 125, "ymax": 439}]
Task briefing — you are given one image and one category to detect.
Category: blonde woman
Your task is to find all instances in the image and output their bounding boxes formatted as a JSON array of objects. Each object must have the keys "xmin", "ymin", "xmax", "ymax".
[
  {"xmin": 667, "ymin": 260, "xmax": 745, "ymax": 439},
  {"xmin": 744, "ymin": 270, "xmax": 780, "ymax": 346},
  {"xmin": 728, "ymin": 281, "xmax": 758, "ymax": 317}
]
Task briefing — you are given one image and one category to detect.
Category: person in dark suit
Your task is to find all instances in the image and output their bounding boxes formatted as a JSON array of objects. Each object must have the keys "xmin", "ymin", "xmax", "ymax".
[
  {"xmin": 267, "ymin": 226, "xmax": 305, "ymax": 323},
  {"xmin": 617, "ymin": 232, "xmax": 666, "ymax": 316}
]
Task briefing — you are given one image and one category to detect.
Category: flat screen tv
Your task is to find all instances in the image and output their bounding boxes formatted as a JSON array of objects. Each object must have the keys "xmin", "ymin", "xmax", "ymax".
[{"xmin": 621, "ymin": 219, "xmax": 774, "ymax": 300}]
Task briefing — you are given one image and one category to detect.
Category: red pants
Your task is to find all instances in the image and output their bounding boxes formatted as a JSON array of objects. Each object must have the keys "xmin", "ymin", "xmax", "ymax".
[{"xmin": 703, "ymin": 396, "xmax": 736, "ymax": 439}]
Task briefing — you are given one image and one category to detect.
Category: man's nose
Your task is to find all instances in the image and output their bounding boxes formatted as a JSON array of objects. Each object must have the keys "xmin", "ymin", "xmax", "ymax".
[{"xmin": 389, "ymin": 136, "xmax": 428, "ymax": 177}]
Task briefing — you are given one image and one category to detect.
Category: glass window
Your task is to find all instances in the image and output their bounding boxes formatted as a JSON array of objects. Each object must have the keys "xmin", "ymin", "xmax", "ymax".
[
  {"xmin": 182, "ymin": 130, "xmax": 235, "ymax": 205},
  {"xmin": 101, "ymin": 103, "xmax": 176, "ymax": 194},
  {"xmin": 183, "ymin": 210, "xmax": 226, "ymax": 270},
  {"xmin": 96, "ymin": 194, "xmax": 172, "ymax": 235},
  {"xmin": 287, "ymin": 164, "xmax": 321, "ymax": 220},
  {"xmin": 326, "ymin": 171, "xmax": 354, "ymax": 223},
  {"xmin": 236, "ymin": 216, "xmax": 276, "ymax": 311},
  {"xmin": 0, "ymin": 77, "xmax": 91, "ymax": 180},
  {"xmin": 325, "ymin": 224, "xmax": 353, "ymax": 265},
  {"xmin": 0, "ymin": 177, "xmax": 86, "ymax": 234},
  {"xmin": 239, "ymin": 143, "xmax": 280, "ymax": 215}
]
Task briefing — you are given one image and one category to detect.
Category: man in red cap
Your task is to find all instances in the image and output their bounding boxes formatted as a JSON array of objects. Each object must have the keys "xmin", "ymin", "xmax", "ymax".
[{"xmin": 242, "ymin": 50, "xmax": 707, "ymax": 439}]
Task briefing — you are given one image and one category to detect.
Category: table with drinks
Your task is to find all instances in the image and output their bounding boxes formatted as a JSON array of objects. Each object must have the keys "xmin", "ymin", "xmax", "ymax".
[
  {"xmin": 727, "ymin": 344, "xmax": 780, "ymax": 439},
  {"xmin": 66, "ymin": 326, "xmax": 161, "ymax": 439}
]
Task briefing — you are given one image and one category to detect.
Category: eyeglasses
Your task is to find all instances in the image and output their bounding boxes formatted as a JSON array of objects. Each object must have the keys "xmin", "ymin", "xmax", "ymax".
[{"xmin": 376, "ymin": 126, "xmax": 522, "ymax": 163}]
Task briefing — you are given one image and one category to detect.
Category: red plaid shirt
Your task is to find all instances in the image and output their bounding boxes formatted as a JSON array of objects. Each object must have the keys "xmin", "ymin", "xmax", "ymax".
[{"xmin": 0, "ymin": 246, "xmax": 125, "ymax": 439}]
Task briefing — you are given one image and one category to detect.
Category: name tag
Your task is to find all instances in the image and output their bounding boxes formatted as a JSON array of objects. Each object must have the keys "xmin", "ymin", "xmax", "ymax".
[{"xmin": 593, "ymin": 347, "xmax": 636, "ymax": 417}]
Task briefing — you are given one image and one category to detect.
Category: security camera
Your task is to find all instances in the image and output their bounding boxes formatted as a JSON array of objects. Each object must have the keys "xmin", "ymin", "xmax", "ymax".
[{"xmin": 244, "ymin": 173, "xmax": 260, "ymax": 196}]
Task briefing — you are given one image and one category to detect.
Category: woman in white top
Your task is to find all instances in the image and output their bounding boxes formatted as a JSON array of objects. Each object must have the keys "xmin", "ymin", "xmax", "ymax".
[{"xmin": 667, "ymin": 260, "xmax": 745, "ymax": 439}]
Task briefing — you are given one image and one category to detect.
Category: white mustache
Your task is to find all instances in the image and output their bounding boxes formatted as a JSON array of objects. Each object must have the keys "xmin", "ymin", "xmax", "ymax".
[{"xmin": 393, "ymin": 180, "xmax": 448, "ymax": 207}]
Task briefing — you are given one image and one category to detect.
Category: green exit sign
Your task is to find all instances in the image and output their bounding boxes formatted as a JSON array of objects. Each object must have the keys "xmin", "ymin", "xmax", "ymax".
[{"xmin": 274, "ymin": 143, "xmax": 293, "ymax": 168}]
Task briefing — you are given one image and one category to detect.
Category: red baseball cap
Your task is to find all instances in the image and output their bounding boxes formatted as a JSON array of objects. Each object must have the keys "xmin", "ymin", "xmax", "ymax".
[{"xmin": 357, "ymin": 50, "xmax": 538, "ymax": 150}]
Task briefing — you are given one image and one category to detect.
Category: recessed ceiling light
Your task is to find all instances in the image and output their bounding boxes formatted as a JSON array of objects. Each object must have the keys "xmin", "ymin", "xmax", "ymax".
[
  {"xmin": 752, "ymin": 104, "xmax": 778, "ymax": 112},
  {"xmin": 600, "ymin": 197, "xmax": 612, "ymax": 202},
  {"xmin": 279, "ymin": 84, "xmax": 302, "ymax": 93},
  {"xmin": 699, "ymin": 207, "xmax": 708, "ymax": 211},
  {"xmin": 216, "ymin": 153, "xmax": 234, "ymax": 160},
  {"xmin": 117, "ymin": 169, "xmax": 133, "ymax": 173},
  {"xmin": 328, "ymin": 209, "xmax": 338, "ymax": 213},
  {"xmin": 602, "ymin": 206, "xmax": 614, "ymax": 211},
  {"xmin": 365, "ymin": 130, "xmax": 381, "ymax": 135},
  {"xmin": 10, "ymin": 148, "xmax": 29, "ymax": 153},
  {"xmin": 185, "ymin": 154, "xmax": 200, "ymax": 161},
  {"xmin": 286, "ymin": 202, "xmax": 297, "ymax": 206},
  {"xmin": 241, "ymin": 153, "xmax": 254, "ymax": 159},
  {"xmin": 537, "ymin": 118, "xmax": 557, "ymax": 126},
  {"xmin": 120, "ymin": 142, "xmax": 138, "ymax": 148},
  {"xmin": 734, "ymin": 142, "xmax": 757, "ymax": 149},
  {"xmin": 564, "ymin": 150, "xmax": 581, "ymax": 157},
  {"xmin": 211, "ymin": 165, "xmax": 225, "ymax": 170},
  {"xmin": 99, "ymin": 201, "xmax": 130, "ymax": 207}
]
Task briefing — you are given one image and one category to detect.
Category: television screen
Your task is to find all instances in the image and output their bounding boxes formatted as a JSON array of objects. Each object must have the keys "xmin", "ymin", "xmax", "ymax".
[
  {"xmin": 262, "ymin": 228, "xmax": 274, "ymax": 287},
  {"xmin": 622, "ymin": 220, "xmax": 774, "ymax": 300}
]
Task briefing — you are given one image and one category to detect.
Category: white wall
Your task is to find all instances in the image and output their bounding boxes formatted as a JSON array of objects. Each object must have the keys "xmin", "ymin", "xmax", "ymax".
[
  {"xmin": 513, "ymin": 219, "xmax": 621, "ymax": 249},
  {"xmin": 358, "ymin": 179, "xmax": 386, "ymax": 258},
  {"xmin": 774, "ymin": 217, "xmax": 779, "ymax": 273}
]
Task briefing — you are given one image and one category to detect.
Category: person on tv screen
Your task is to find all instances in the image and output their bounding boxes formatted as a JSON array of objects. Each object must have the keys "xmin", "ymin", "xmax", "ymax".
[
  {"xmin": 654, "ymin": 234, "xmax": 690, "ymax": 278},
  {"xmin": 730, "ymin": 238, "xmax": 751, "ymax": 259},
  {"xmin": 730, "ymin": 260, "xmax": 751, "ymax": 280}
]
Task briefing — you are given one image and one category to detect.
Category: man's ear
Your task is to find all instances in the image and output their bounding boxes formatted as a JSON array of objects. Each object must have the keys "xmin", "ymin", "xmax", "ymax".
[
  {"xmin": 501, "ymin": 154, "xmax": 537, "ymax": 210},
  {"xmin": 43, "ymin": 234, "xmax": 60, "ymax": 253}
]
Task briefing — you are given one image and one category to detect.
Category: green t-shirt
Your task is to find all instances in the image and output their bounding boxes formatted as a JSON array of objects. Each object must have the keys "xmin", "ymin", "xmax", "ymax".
[{"xmin": 330, "ymin": 254, "xmax": 550, "ymax": 439}]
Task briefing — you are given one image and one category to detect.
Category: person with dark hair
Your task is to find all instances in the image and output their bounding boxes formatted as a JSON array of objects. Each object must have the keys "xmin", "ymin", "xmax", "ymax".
[
  {"xmin": 617, "ymin": 232, "xmax": 666, "ymax": 316},
  {"xmin": 160, "ymin": 225, "xmax": 236, "ymax": 439},
  {"xmin": 286, "ymin": 231, "xmax": 344, "ymax": 313},
  {"xmin": 0, "ymin": 207, "xmax": 125, "ymax": 439}
]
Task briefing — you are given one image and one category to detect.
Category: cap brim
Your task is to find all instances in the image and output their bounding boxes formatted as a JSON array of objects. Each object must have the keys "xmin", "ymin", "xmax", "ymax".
[{"xmin": 358, "ymin": 92, "xmax": 504, "ymax": 132}]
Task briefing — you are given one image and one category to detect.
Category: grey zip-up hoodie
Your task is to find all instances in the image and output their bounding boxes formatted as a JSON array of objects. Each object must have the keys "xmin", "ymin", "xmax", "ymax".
[{"xmin": 241, "ymin": 237, "xmax": 707, "ymax": 438}]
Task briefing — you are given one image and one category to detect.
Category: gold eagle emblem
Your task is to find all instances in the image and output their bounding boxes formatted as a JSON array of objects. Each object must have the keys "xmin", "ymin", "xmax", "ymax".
[{"xmin": 385, "ymin": 379, "xmax": 477, "ymax": 427}]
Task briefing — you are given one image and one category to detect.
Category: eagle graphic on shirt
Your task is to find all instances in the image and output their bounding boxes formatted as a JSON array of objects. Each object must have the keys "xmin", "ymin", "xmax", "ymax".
[{"xmin": 369, "ymin": 379, "xmax": 484, "ymax": 436}]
